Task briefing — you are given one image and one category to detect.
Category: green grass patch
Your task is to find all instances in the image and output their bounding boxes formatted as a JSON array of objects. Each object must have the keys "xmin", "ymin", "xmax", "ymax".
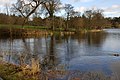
[{"xmin": 0, "ymin": 24, "xmax": 48, "ymax": 30}]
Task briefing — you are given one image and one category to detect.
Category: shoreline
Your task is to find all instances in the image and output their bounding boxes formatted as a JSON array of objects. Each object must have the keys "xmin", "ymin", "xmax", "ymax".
[
  {"xmin": 0, "ymin": 28, "xmax": 76, "ymax": 38},
  {"xmin": 79, "ymin": 29, "xmax": 103, "ymax": 33},
  {"xmin": 0, "ymin": 28, "xmax": 103, "ymax": 38},
  {"xmin": 0, "ymin": 61, "xmax": 42, "ymax": 80},
  {"xmin": 88, "ymin": 29, "xmax": 103, "ymax": 32},
  {"xmin": 0, "ymin": 60, "xmax": 114, "ymax": 80}
]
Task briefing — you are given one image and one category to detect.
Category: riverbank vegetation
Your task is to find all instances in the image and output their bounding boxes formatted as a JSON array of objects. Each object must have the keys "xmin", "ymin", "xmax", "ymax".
[
  {"xmin": 0, "ymin": 0, "xmax": 120, "ymax": 80},
  {"xmin": 0, "ymin": 61, "xmax": 43, "ymax": 80},
  {"xmin": 0, "ymin": 61, "xmax": 115, "ymax": 80},
  {"xmin": 0, "ymin": 0, "xmax": 120, "ymax": 31},
  {"xmin": 1, "ymin": 10, "xmax": 120, "ymax": 31}
]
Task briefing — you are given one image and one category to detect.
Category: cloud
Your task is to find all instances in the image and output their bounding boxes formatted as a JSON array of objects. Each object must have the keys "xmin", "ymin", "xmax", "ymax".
[
  {"xmin": 75, "ymin": 4, "xmax": 120, "ymax": 17},
  {"xmin": 103, "ymin": 5, "xmax": 120, "ymax": 17},
  {"xmin": 73, "ymin": 0, "xmax": 94, "ymax": 2},
  {"xmin": 0, "ymin": 0, "xmax": 10, "ymax": 5},
  {"xmin": 75, "ymin": 6, "xmax": 87, "ymax": 12},
  {"xmin": 104, "ymin": 5, "xmax": 120, "ymax": 12},
  {"xmin": 0, "ymin": 0, "xmax": 15, "ymax": 6},
  {"xmin": 0, "ymin": 0, "xmax": 16, "ymax": 13},
  {"xmin": 75, "ymin": 6, "xmax": 98, "ymax": 13}
]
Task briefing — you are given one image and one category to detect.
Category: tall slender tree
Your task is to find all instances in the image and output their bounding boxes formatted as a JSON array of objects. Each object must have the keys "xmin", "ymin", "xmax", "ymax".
[
  {"xmin": 64, "ymin": 4, "xmax": 74, "ymax": 30},
  {"xmin": 41, "ymin": 0, "xmax": 61, "ymax": 30}
]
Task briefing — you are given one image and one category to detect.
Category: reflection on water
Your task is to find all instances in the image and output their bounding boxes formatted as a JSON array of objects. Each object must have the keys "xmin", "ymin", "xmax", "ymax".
[{"xmin": 0, "ymin": 29, "xmax": 120, "ymax": 79}]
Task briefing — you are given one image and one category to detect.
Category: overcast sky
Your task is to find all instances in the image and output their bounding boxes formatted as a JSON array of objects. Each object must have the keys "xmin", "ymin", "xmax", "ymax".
[{"xmin": 0, "ymin": 0, "xmax": 120, "ymax": 17}]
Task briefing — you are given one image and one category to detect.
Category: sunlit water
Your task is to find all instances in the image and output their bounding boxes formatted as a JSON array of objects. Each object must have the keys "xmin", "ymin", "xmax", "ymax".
[{"xmin": 0, "ymin": 29, "xmax": 120, "ymax": 78}]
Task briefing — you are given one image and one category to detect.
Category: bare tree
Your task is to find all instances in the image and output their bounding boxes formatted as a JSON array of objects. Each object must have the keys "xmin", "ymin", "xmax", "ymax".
[
  {"xmin": 64, "ymin": 4, "xmax": 74, "ymax": 30},
  {"xmin": 84, "ymin": 10, "xmax": 93, "ymax": 29},
  {"xmin": 84, "ymin": 9, "xmax": 105, "ymax": 29},
  {"xmin": 12, "ymin": 0, "xmax": 43, "ymax": 27},
  {"xmin": 41, "ymin": 0, "xmax": 61, "ymax": 30},
  {"xmin": 92, "ymin": 9, "xmax": 104, "ymax": 29}
]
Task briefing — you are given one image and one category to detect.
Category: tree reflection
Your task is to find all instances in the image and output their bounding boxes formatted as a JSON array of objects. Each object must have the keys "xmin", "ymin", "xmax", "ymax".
[
  {"xmin": 0, "ymin": 31, "xmax": 120, "ymax": 79},
  {"xmin": 64, "ymin": 35, "xmax": 74, "ymax": 70},
  {"xmin": 6, "ymin": 37, "xmax": 13, "ymax": 63},
  {"xmin": 42, "ymin": 35, "xmax": 59, "ymax": 70},
  {"xmin": 73, "ymin": 32, "xmax": 107, "ymax": 47},
  {"xmin": 87, "ymin": 32, "xmax": 106, "ymax": 47}
]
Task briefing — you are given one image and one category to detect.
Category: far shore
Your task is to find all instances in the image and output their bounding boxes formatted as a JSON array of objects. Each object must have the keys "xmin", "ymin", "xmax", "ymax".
[{"xmin": 0, "ymin": 25, "xmax": 104, "ymax": 39}]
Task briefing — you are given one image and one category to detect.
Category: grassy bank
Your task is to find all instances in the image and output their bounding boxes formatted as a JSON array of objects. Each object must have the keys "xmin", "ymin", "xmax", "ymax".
[
  {"xmin": 0, "ymin": 61, "xmax": 114, "ymax": 80},
  {"xmin": 0, "ymin": 24, "xmax": 76, "ymax": 38},
  {"xmin": 0, "ymin": 24, "xmax": 103, "ymax": 32},
  {"xmin": 0, "ymin": 61, "xmax": 68, "ymax": 80},
  {"xmin": 0, "ymin": 24, "xmax": 49, "ymax": 30},
  {"xmin": 0, "ymin": 61, "xmax": 41, "ymax": 80}
]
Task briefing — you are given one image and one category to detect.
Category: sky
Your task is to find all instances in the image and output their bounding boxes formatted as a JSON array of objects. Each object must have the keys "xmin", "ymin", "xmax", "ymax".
[{"xmin": 0, "ymin": 0, "xmax": 120, "ymax": 17}]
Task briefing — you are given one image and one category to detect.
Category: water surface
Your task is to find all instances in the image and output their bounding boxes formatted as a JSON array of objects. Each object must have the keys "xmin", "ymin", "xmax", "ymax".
[{"xmin": 0, "ymin": 29, "xmax": 120, "ymax": 79}]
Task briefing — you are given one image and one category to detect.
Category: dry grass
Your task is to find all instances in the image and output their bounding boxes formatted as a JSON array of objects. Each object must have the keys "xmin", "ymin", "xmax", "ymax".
[
  {"xmin": 0, "ymin": 61, "xmax": 41, "ymax": 80},
  {"xmin": 0, "ymin": 60, "xmax": 118, "ymax": 80}
]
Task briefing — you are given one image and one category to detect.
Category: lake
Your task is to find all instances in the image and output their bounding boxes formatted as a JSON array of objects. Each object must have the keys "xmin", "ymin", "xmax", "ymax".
[{"xmin": 0, "ymin": 29, "xmax": 120, "ymax": 79}]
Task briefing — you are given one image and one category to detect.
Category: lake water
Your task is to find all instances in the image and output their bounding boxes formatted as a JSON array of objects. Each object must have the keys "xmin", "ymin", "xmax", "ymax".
[{"xmin": 0, "ymin": 29, "xmax": 120, "ymax": 79}]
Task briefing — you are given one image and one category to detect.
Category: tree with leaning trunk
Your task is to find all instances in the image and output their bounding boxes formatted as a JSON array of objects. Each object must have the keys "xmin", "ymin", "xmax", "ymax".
[{"xmin": 12, "ymin": 0, "xmax": 44, "ymax": 27}]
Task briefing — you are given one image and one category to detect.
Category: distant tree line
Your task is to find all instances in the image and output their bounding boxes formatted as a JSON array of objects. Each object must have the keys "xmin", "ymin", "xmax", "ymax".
[
  {"xmin": 0, "ymin": 0, "xmax": 120, "ymax": 31},
  {"xmin": 0, "ymin": 13, "xmax": 25, "ymax": 25}
]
